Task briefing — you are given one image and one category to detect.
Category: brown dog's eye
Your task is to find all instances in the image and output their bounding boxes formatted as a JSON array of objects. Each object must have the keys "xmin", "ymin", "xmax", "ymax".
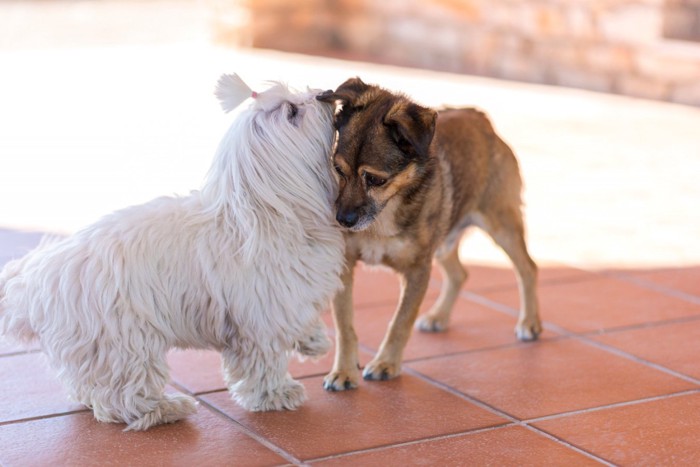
[
  {"xmin": 334, "ymin": 165, "xmax": 346, "ymax": 179},
  {"xmin": 364, "ymin": 172, "xmax": 387, "ymax": 188}
]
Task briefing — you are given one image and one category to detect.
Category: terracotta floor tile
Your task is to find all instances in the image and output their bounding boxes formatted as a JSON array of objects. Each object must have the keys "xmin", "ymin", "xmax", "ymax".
[
  {"xmin": 353, "ymin": 261, "xmax": 581, "ymax": 309},
  {"xmin": 168, "ymin": 349, "xmax": 226, "ymax": 394},
  {"xmin": 592, "ymin": 319, "xmax": 700, "ymax": 380},
  {"xmin": 617, "ymin": 266, "xmax": 700, "ymax": 299},
  {"xmin": 462, "ymin": 263, "xmax": 593, "ymax": 293},
  {"xmin": 0, "ymin": 403, "xmax": 285, "ymax": 467},
  {"xmin": 168, "ymin": 344, "xmax": 349, "ymax": 395},
  {"xmin": 352, "ymin": 263, "xmax": 440, "ymax": 308},
  {"xmin": 355, "ymin": 296, "xmax": 555, "ymax": 361},
  {"xmin": 201, "ymin": 375, "xmax": 506, "ymax": 461},
  {"xmin": 0, "ymin": 353, "xmax": 85, "ymax": 423},
  {"xmin": 352, "ymin": 264, "xmax": 404, "ymax": 307},
  {"xmin": 482, "ymin": 275, "xmax": 700, "ymax": 334},
  {"xmin": 534, "ymin": 392, "xmax": 700, "ymax": 465},
  {"xmin": 408, "ymin": 338, "xmax": 696, "ymax": 420},
  {"xmin": 315, "ymin": 425, "xmax": 600, "ymax": 466}
]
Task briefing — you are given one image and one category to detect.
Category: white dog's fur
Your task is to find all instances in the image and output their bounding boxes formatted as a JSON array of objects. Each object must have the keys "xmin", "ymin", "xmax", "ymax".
[{"xmin": 0, "ymin": 75, "xmax": 344, "ymax": 430}]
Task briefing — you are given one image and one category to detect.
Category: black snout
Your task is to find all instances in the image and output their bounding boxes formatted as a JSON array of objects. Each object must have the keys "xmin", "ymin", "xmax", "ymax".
[
  {"xmin": 336, "ymin": 210, "xmax": 359, "ymax": 228},
  {"xmin": 316, "ymin": 90, "xmax": 335, "ymax": 103}
]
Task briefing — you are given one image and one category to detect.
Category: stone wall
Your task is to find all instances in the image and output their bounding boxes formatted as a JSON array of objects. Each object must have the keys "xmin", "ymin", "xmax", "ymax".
[{"xmin": 214, "ymin": 0, "xmax": 700, "ymax": 106}]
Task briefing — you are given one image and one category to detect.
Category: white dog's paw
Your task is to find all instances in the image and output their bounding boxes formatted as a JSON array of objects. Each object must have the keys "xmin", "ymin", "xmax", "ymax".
[
  {"xmin": 295, "ymin": 329, "xmax": 331, "ymax": 359},
  {"xmin": 124, "ymin": 393, "xmax": 198, "ymax": 431},
  {"xmin": 239, "ymin": 379, "xmax": 307, "ymax": 411}
]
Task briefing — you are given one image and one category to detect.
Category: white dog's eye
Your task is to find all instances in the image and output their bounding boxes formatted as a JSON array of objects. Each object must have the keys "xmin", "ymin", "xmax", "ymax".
[{"xmin": 288, "ymin": 103, "xmax": 299, "ymax": 121}]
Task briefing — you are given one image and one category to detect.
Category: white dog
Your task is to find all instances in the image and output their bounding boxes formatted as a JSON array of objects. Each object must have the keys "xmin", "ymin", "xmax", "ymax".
[{"xmin": 0, "ymin": 74, "xmax": 344, "ymax": 430}]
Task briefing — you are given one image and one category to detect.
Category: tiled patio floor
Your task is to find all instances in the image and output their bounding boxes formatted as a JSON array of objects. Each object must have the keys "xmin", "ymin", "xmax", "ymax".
[
  {"xmin": 1, "ymin": 233, "xmax": 700, "ymax": 465},
  {"xmin": 2, "ymin": 1, "xmax": 700, "ymax": 466}
]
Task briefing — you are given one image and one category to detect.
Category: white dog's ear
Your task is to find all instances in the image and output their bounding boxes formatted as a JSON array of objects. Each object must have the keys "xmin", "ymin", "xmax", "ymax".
[{"xmin": 215, "ymin": 74, "xmax": 257, "ymax": 113}]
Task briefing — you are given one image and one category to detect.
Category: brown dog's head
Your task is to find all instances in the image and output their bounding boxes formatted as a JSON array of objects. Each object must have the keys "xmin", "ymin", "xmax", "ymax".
[{"xmin": 317, "ymin": 78, "xmax": 437, "ymax": 231}]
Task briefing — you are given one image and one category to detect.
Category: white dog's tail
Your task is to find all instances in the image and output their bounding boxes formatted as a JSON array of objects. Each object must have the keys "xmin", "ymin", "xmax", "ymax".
[{"xmin": 0, "ymin": 255, "xmax": 38, "ymax": 343}]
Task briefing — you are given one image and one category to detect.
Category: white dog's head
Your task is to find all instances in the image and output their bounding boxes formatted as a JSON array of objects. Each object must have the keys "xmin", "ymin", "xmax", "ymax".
[{"xmin": 202, "ymin": 74, "xmax": 338, "ymax": 261}]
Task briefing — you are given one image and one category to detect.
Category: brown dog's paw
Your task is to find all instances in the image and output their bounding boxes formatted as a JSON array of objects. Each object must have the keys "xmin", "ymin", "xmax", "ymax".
[
  {"xmin": 515, "ymin": 318, "xmax": 543, "ymax": 342},
  {"xmin": 323, "ymin": 369, "xmax": 360, "ymax": 392},
  {"xmin": 415, "ymin": 315, "xmax": 448, "ymax": 333},
  {"xmin": 362, "ymin": 359, "xmax": 401, "ymax": 381}
]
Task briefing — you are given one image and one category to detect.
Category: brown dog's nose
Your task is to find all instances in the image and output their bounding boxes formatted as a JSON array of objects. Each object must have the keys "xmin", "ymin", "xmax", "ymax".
[
  {"xmin": 316, "ymin": 90, "xmax": 335, "ymax": 102},
  {"xmin": 336, "ymin": 210, "xmax": 359, "ymax": 228}
]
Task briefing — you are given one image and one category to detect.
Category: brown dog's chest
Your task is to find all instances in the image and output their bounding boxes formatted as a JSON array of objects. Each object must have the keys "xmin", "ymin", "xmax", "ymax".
[
  {"xmin": 348, "ymin": 234, "xmax": 412, "ymax": 267},
  {"xmin": 344, "ymin": 193, "xmax": 437, "ymax": 270}
]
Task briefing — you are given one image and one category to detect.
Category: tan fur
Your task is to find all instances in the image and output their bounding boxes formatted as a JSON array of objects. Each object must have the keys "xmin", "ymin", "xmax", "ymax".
[{"xmin": 317, "ymin": 79, "xmax": 541, "ymax": 390}]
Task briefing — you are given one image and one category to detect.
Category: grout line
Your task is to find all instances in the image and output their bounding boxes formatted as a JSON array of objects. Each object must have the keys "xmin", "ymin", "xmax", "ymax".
[
  {"xmin": 577, "ymin": 313, "xmax": 700, "ymax": 338},
  {"xmin": 353, "ymin": 291, "xmax": 442, "ymax": 313},
  {"xmin": 592, "ymin": 268, "xmax": 700, "ymax": 306},
  {"xmin": 459, "ymin": 286, "xmax": 700, "ymax": 385},
  {"xmin": 525, "ymin": 389, "xmax": 700, "ymax": 425},
  {"xmin": 400, "ymin": 334, "xmax": 571, "ymax": 365},
  {"xmin": 195, "ymin": 395, "xmax": 304, "ymax": 466},
  {"xmin": 0, "ymin": 348, "xmax": 41, "ymax": 359},
  {"xmin": 305, "ymin": 423, "xmax": 515, "ymax": 464},
  {"xmin": 467, "ymin": 270, "xmax": 604, "ymax": 295},
  {"xmin": 0, "ymin": 408, "xmax": 90, "ymax": 428},
  {"xmin": 318, "ymin": 266, "xmax": 697, "ymax": 464},
  {"xmin": 403, "ymin": 366, "xmax": 613, "ymax": 465},
  {"xmin": 167, "ymin": 380, "xmax": 192, "ymax": 395},
  {"xmin": 574, "ymin": 333, "xmax": 700, "ymax": 386},
  {"xmin": 401, "ymin": 366, "xmax": 519, "ymax": 423},
  {"xmin": 193, "ymin": 387, "xmax": 230, "ymax": 397},
  {"xmin": 459, "ymin": 289, "xmax": 519, "ymax": 317},
  {"xmin": 521, "ymin": 424, "xmax": 616, "ymax": 467},
  {"xmin": 416, "ymin": 274, "xmax": 700, "ymax": 463},
  {"xmin": 172, "ymin": 375, "xmax": 304, "ymax": 466}
]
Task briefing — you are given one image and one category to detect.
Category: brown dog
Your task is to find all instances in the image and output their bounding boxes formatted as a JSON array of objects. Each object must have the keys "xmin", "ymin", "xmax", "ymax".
[{"xmin": 317, "ymin": 78, "xmax": 541, "ymax": 391}]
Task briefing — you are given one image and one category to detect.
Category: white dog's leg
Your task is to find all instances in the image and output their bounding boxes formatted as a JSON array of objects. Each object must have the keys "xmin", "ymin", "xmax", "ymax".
[
  {"xmin": 77, "ymin": 342, "xmax": 197, "ymax": 431},
  {"xmin": 124, "ymin": 393, "xmax": 198, "ymax": 431},
  {"xmin": 222, "ymin": 345, "xmax": 306, "ymax": 411},
  {"xmin": 294, "ymin": 318, "xmax": 331, "ymax": 359}
]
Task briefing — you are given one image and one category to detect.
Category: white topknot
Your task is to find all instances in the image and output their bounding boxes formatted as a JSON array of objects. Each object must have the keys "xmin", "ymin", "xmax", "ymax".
[
  {"xmin": 215, "ymin": 74, "xmax": 295, "ymax": 114},
  {"xmin": 215, "ymin": 73, "xmax": 256, "ymax": 113}
]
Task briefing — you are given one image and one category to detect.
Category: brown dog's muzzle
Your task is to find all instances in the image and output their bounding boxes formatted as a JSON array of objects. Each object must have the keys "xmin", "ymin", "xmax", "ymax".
[
  {"xmin": 316, "ymin": 90, "xmax": 335, "ymax": 103},
  {"xmin": 336, "ymin": 208, "xmax": 359, "ymax": 228}
]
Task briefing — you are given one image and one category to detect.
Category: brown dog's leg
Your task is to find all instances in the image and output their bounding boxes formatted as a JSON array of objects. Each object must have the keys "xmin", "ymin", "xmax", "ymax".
[
  {"xmin": 363, "ymin": 263, "xmax": 432, "ymax": 380},
  {"xmin": 482, "ymin": 209, "xmax": 542, "ymax": 341},
  {"xmin": 323, "ymin": 261, "xmax": 361, "ymax": 391},
  {"xmin": 416, "ymin": 240, "xmax": 467, "ymax": 332}
]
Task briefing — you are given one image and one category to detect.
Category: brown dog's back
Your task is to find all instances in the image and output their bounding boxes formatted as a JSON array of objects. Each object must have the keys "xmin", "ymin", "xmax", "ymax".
[{"xmin": 436, "ymin": 108, "xmax": 524, "ymax": 232}]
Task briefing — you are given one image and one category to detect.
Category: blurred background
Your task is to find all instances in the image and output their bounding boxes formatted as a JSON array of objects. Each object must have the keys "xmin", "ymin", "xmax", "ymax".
[
  {"xmin": 0, "ymin": 0, "xmax": 699, "ymax": 268},
  {"xmin": 223, "ymin": 0, "xmax": 700, "ymax": 106},
  {"xmin": 3, "ymin": 0, "xmax": 699, "ymax": 104}
]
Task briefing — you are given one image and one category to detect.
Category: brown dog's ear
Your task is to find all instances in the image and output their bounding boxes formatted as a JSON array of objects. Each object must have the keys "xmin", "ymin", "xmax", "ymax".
[
  {"xmin": 384, "ymin": 102, "xmax": 437, "ymax": 159},
  {"xmin": 316, "ymin": 77, "xmax": 369, "ymax": 106}
]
